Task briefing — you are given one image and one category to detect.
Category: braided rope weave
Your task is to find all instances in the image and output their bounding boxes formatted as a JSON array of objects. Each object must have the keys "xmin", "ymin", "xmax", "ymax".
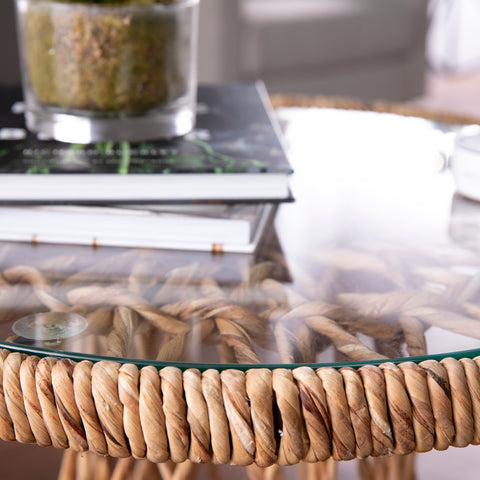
[{"xmin": 1, "ymin": 350, "xmax": 480, "ymax": 465}]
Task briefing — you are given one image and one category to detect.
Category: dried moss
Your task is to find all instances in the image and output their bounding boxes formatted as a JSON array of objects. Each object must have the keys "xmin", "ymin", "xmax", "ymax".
[{"xmin": 22, "ymin": 0, "xmax": 192, "ymax": 113}]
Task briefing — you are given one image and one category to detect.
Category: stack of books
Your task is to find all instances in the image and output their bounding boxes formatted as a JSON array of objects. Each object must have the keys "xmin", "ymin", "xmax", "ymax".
[{"xmin": 0, "ymin": 82, "xmax": 293, "ymax": 253}]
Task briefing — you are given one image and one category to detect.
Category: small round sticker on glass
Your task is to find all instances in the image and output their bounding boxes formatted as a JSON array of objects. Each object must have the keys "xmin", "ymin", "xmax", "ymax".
[{"xmin": 12, "ymin": 312, "xmax": 88, "ymax": 341}]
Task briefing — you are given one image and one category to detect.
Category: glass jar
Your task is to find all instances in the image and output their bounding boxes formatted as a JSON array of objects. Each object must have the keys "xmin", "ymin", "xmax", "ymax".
[{"xmin": 15, "ymin": 0, "xmax": 199, "ymax": 143}]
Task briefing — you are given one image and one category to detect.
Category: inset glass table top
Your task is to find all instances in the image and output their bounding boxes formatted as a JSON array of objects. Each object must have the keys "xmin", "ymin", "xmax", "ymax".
[{"xmin": 1, "ymin": 106, "xmax": 480, "ymax": 367}]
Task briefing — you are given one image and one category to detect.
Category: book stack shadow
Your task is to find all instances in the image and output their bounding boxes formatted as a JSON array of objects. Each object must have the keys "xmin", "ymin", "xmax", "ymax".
[{"xmin": 0, "ymin": 82, "xmax": 293, "ymax": 258}]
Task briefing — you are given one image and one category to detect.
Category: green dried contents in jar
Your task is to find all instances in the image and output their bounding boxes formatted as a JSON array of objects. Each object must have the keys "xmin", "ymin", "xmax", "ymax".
[{"xmin": 23, "ymin": 0, "xmax": 190, "ymax": 113}]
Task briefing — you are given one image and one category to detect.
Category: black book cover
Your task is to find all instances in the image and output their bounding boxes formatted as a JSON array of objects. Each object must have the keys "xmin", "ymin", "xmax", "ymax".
[{"xmin": 0, "ymin": 82, "xmax": 292, "ymax": 178}]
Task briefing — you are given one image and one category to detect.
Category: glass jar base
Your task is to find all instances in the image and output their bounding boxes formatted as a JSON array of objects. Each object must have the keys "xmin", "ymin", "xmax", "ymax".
[{"xmin": 25, "ymin": 106, "xmax": 196, "ymax": 144}]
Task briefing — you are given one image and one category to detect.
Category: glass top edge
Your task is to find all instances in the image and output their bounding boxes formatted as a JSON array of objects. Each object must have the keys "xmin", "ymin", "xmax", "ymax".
[{"xmin": 1, "ymin": 341, "xmax": 479, "ymax": 372}]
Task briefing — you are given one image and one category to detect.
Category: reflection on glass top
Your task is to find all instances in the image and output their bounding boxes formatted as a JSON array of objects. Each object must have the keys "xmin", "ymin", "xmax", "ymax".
[{"xmin": 2, "ymin": 107, "xmax": 480, "ymax": 366}]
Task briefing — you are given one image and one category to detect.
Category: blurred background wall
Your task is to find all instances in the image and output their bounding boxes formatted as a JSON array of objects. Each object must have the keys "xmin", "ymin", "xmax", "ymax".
[
  {"xmin": 3, "ymin": 2, "xmax": 480, "ymax": 109},
  {"xmin": 0, "ymin": 0, "xmax": 430, "ymax": 101},
  {"xmin": 0, "ymin": 0, "xmax": 21, "ymax": 84},
  {"xmin": 198, "ymin": 0, "xmax": 428, "ymax": 101}
]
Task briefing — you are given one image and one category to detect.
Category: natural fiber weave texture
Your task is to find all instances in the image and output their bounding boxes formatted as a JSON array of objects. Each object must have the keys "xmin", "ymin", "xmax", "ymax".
[{"xmin": 1, "ymin": 350, "xmax": 480, "ymax": 465}]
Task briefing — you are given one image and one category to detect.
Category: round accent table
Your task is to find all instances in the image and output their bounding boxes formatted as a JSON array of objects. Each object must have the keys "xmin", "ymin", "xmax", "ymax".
[{"xmin": 1, "ymin": 96, "xmax": 480, "ymax": 479}]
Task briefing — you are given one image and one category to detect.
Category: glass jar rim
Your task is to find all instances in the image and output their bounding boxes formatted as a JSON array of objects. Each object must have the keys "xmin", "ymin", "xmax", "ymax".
[{"xmin": 15, "ymin": 0, "xmax": 199, "ymax": 10}]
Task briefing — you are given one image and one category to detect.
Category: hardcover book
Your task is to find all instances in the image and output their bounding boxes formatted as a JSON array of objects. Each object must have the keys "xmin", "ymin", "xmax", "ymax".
[
  {"xmin": 0, "ymin": 82, "xmax": 293, "ymax": 203},
  {"xmin": 0, "ymin": 202, "xmax": 276, "ymax": 253}
]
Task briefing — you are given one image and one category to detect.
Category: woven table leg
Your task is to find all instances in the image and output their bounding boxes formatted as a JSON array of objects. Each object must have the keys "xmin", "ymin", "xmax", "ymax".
[
  {"xmin": 300, "ymin": 460, "xmax": 337, "ymax": 480},
  {"xmin": 57, "ymin": 449, "xmax": 77, "ymax": 480},
  {"xmin": 246, "ymin": 464, "xmax": 283, "ymax": 480},
  {"xmin": 75, "ymin": 450, "xmax": 92, "ymax": 480},
  {"xmin": 390, "ymin": 454, "xmax": 416, "ymax": 480},
  {"xmin": 110, "ymin": 457, "xmax": 135, "ymax": 480},
  {"xmin": 157, "ymin": 460, "xmax": 196, "ymax": 480},
  {"xmin": 94, "ymin": 455, "xmax": 114, "ymax": 480},
  {"xmin": 140, "ymin": 458, "xmax": 165, "ymax": 480}
]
